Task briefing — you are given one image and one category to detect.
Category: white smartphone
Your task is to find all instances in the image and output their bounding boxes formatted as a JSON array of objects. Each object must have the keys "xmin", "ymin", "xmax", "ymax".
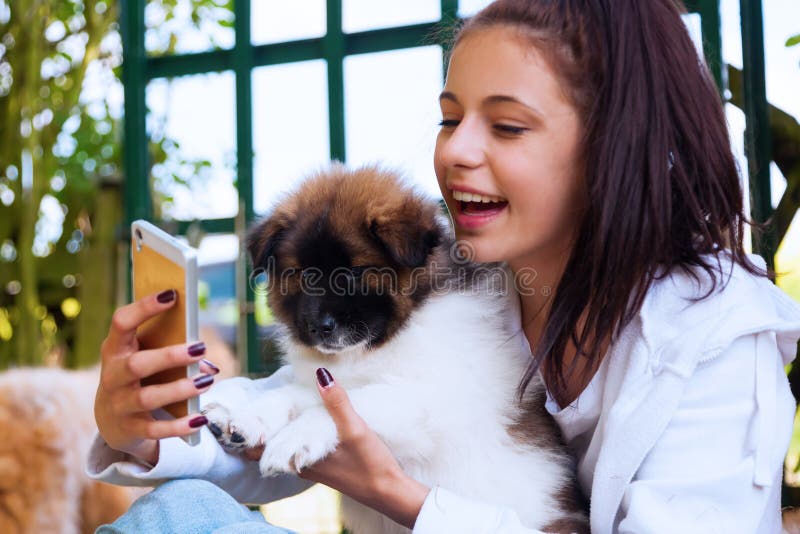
[{"xmin": 131, "ymin": 220, "xmax": 201, "ymax": 446}]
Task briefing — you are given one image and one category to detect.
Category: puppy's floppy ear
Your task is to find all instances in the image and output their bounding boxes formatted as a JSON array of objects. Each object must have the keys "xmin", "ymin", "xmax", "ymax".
[
  {"xmin": 246, "ymin": 211, "xmax": 290, "ymax": 270},
  {"xmin": 368, "ymin": 202, "xmax": 442, "ymax": 268}
]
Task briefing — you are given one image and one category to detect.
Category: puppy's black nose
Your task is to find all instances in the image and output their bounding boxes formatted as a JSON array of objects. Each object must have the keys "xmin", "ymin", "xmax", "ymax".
[
  {"xmin": 307, "ymin": 314, "xmax": 336, "ymax": 339},
  {"xmin": 319, "ymin": 314, "xmax": 336, "ymax": 335}
]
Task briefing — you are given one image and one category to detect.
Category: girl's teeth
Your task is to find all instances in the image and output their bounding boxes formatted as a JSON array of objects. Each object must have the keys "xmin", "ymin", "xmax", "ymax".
[{"xmin": 452, "ymin": 190, "xmax": 506, "ymax": 203}]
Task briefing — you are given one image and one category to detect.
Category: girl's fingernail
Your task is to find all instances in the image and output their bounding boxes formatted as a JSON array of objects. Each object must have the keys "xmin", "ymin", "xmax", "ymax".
[
  {"xmin": 202, "ymin": 359, "xmax": 220, "ymax": 375},
  {"xmin": 189, "ymin": 415, "xmax": 208, "ymax": 428},
  {"xmin": 157, "ymin": 289, "xmax": 177, "ymax": 303},
  {"xmin": 194, "ymin": 374, "xmax": 214, "ymax": 389},
  {"xmin": 316, "ymin": 367, "xmax": 334, "ymax": 388},
  {"xmin": 188, "ymin": 342, "xmax": 206, "ymax": 357}
]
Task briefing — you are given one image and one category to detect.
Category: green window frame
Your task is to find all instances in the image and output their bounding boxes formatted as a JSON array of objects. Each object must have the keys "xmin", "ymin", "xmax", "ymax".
[{"xmin": 119, "ymin": 0, "xmax": 777, "ymax": 374}]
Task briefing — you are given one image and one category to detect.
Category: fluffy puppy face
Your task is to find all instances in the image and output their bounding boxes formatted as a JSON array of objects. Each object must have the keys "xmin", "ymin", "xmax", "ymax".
[{"xmin": 247, "ymin": 166, "xmax": 443, "ymax": 354}]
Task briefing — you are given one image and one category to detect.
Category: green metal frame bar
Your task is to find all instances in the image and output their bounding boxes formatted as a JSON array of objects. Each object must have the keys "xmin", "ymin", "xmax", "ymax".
[
  {"xmin": 145, "ymin": 23, "xmax": 450, "ymax": 80},
  {"xmin": 120, "ymin": 0, "xmax": 148, "ymax": 301},
  {"xmin": 325, "ymin": 0, "xmax": 346, "ymax": 162},
  {"xmin": 739, "ymin": 0, "xmax": 774, "ymax": 268},
  {"xmin": 231, "ymin": 0, "xmax": 260, "ymax": 375},
  {"xmin": 120, "ymin": 0, "xmax": 149, "ymax": 233},
  {"xmin": 440, "ymin": 0, "xmax": 459, "ymax": 75}
]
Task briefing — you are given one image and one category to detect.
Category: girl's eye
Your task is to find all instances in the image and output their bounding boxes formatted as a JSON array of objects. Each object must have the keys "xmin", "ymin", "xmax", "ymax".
[
  {"xmin": 438, "ymin": 119, "xmax": 460, "ymax": 129},
  {"xmin": 493, "ymin": 124, "xmax": 528, "ymax": 136}
]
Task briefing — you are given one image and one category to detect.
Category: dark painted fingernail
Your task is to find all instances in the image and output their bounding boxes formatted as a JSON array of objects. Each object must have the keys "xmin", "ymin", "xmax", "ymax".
[
  {"xmin": 316, "ymin": 367, "xmax": 334, "ymax": 388},
  {"xmin": 157, "ymin": 289, "xmax": 176, "ymax": 303},
  {"xmin": 194, "ymin": 374, "xmax": 214, "ymax": 389},
  {"xmin": 189, "ymin": 415, "xmax": 207, "ymax": 428},
  {"xmin": 188, "ymin": 342, "xmax": 205, "ymax": 357},
  {"xmin": 202, "ymin": 358, "xmax": 220, "ymax": 374},
  {"xmin": 230, "ymin": 432, "xmax": 245, "ymax": 444}
]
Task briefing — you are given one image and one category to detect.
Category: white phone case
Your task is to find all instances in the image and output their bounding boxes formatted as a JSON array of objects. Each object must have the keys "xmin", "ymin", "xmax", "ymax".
[{"xmin": 131, "ymin": 220, "xmax": 201, "ymax": 446}]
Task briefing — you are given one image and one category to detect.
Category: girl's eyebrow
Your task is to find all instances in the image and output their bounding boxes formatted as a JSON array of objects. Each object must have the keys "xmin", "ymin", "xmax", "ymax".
[
  {"xmin": 439, "ymin": 91, "xmax": 459, "ymax": 103},
  {"xmin": 484, "ymin": 95, "xmax": 544, "ymax": 119},
  {"xmin": 439, "ymin": 91, "xmax": 544, "ymax": 118}
]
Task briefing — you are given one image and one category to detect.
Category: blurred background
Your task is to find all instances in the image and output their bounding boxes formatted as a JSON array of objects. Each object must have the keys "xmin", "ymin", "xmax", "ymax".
[{"xmin": 0, "ymin": 0, "xmax": 799, "ymax": 532}]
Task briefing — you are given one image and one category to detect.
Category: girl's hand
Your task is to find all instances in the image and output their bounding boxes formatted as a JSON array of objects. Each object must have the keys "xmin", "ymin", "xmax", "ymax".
[
  {"xmin": 94, "ymin": 289, "xmax": 219, "ymax": 465},
  {"xmin": 297, "ymin": 369, "xmax": 430, "ymax": 529}
]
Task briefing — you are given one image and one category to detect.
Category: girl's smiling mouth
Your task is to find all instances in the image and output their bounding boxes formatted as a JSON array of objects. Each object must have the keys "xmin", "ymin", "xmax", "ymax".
[{"xmin": 449, "ymin": 187, "xmax": 509, "ymax": 229}]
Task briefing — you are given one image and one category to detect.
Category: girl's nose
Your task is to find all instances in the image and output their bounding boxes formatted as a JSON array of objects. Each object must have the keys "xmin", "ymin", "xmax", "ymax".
[{"xmin": 437, "ymin": 118, "xmax": 484, "ymax": 170}]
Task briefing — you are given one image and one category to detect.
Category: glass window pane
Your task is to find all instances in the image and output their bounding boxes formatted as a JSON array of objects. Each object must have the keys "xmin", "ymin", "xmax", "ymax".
[
  {"xmin": 681, "ymin": 13, "xmax": 703, "ymax": 57},
  {"xmin": 344, "ymin": 46, "xmax": 443, "ymax": 198},
  {"xmin": 343, "ymin": 0, "xmax": 439, "ymax": 33},
  {"xmin": 146, "ymin": 72, "xmax": 238, "ymax": 220},
  {"xmin": 458, "ymin": 0, "xmax": 492, "ymax": 19},
  {"xmin": 251, "ymin": 0, "xmax": 326, "ymax": 45},
  {"xmin": 721, "ymin": 0, "xmax": 742, "ymax": 69},
  {"xmin": 145, "ymin": 0, "xmax": 235, "ymax": 57},
  {"xmin": 252, "ymin": 61, "xmax": 330, "ymax": 215},
  {"xmin": 190, "ymin": 234, "xmax": 239, "ymax": 357}
]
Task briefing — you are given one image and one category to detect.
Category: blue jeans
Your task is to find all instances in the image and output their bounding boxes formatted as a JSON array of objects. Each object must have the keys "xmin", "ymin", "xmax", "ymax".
[{"xmin": 96, "ymin": 479, "xmax": 295, "ymax": 534}]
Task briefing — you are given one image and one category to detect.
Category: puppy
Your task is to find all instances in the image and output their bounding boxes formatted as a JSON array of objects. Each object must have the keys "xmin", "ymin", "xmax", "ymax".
[{"xmin": 204, "ymin": 165, "xmax": 588, "ymax": 533}]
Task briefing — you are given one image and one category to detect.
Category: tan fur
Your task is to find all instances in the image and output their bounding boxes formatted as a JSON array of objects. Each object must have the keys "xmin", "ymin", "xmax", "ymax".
[
  {"xmin": 0, "ymin": 367, "xmax": 134, "ymax": 534},
  {"xmin": 0, "ymin": 327, "xmax": 237, "ymax": 533}
]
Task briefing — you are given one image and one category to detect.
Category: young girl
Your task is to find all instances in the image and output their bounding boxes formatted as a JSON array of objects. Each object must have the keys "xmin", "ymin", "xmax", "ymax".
[{"xmin": 89, "ymin": 0, "xmax": 800, "ymax": 532}]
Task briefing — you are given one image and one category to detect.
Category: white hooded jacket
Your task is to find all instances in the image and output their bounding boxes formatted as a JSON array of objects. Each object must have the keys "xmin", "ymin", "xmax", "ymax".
[{"xmin": 87, "ymin": 254, "xmax": 800, "ymax": 533}]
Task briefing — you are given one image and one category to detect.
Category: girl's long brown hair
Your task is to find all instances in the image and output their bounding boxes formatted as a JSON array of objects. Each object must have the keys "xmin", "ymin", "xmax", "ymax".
[{"xmin": 453, "ymin": 0, "xmax": 767, "ymax": 406}]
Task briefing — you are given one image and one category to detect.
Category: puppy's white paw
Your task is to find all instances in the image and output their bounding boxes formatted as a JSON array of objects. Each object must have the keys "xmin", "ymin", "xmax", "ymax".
[
  {"xmin": 202, "ymin": 402, "xmax": 266, "ymax": 450},
  {"xmin": 258, "ymin": 411, "xmax": 338, "ymax": 476}
]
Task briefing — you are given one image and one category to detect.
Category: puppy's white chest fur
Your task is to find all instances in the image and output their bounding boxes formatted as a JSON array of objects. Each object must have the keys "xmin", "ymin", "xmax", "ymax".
[{"xmin": 205, "ymin": 289, "xmax": 584, "ymax": 533}]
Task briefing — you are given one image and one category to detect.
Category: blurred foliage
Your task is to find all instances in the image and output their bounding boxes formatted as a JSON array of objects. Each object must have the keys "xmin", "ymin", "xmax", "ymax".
[
  {"xmin": 144, "ymin": 0, "xmax": 233, "ymax": 57},
  {"xmin": 0, "ymin": 0, "xmax": 124, "ymax": 369},
  {"xmin": 787, "ymin": 33, "xmax": 800, "ymax": 48},
  {"xmin": 0, "ymin": 0, "xmax": 233, "ymax": 369}
]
